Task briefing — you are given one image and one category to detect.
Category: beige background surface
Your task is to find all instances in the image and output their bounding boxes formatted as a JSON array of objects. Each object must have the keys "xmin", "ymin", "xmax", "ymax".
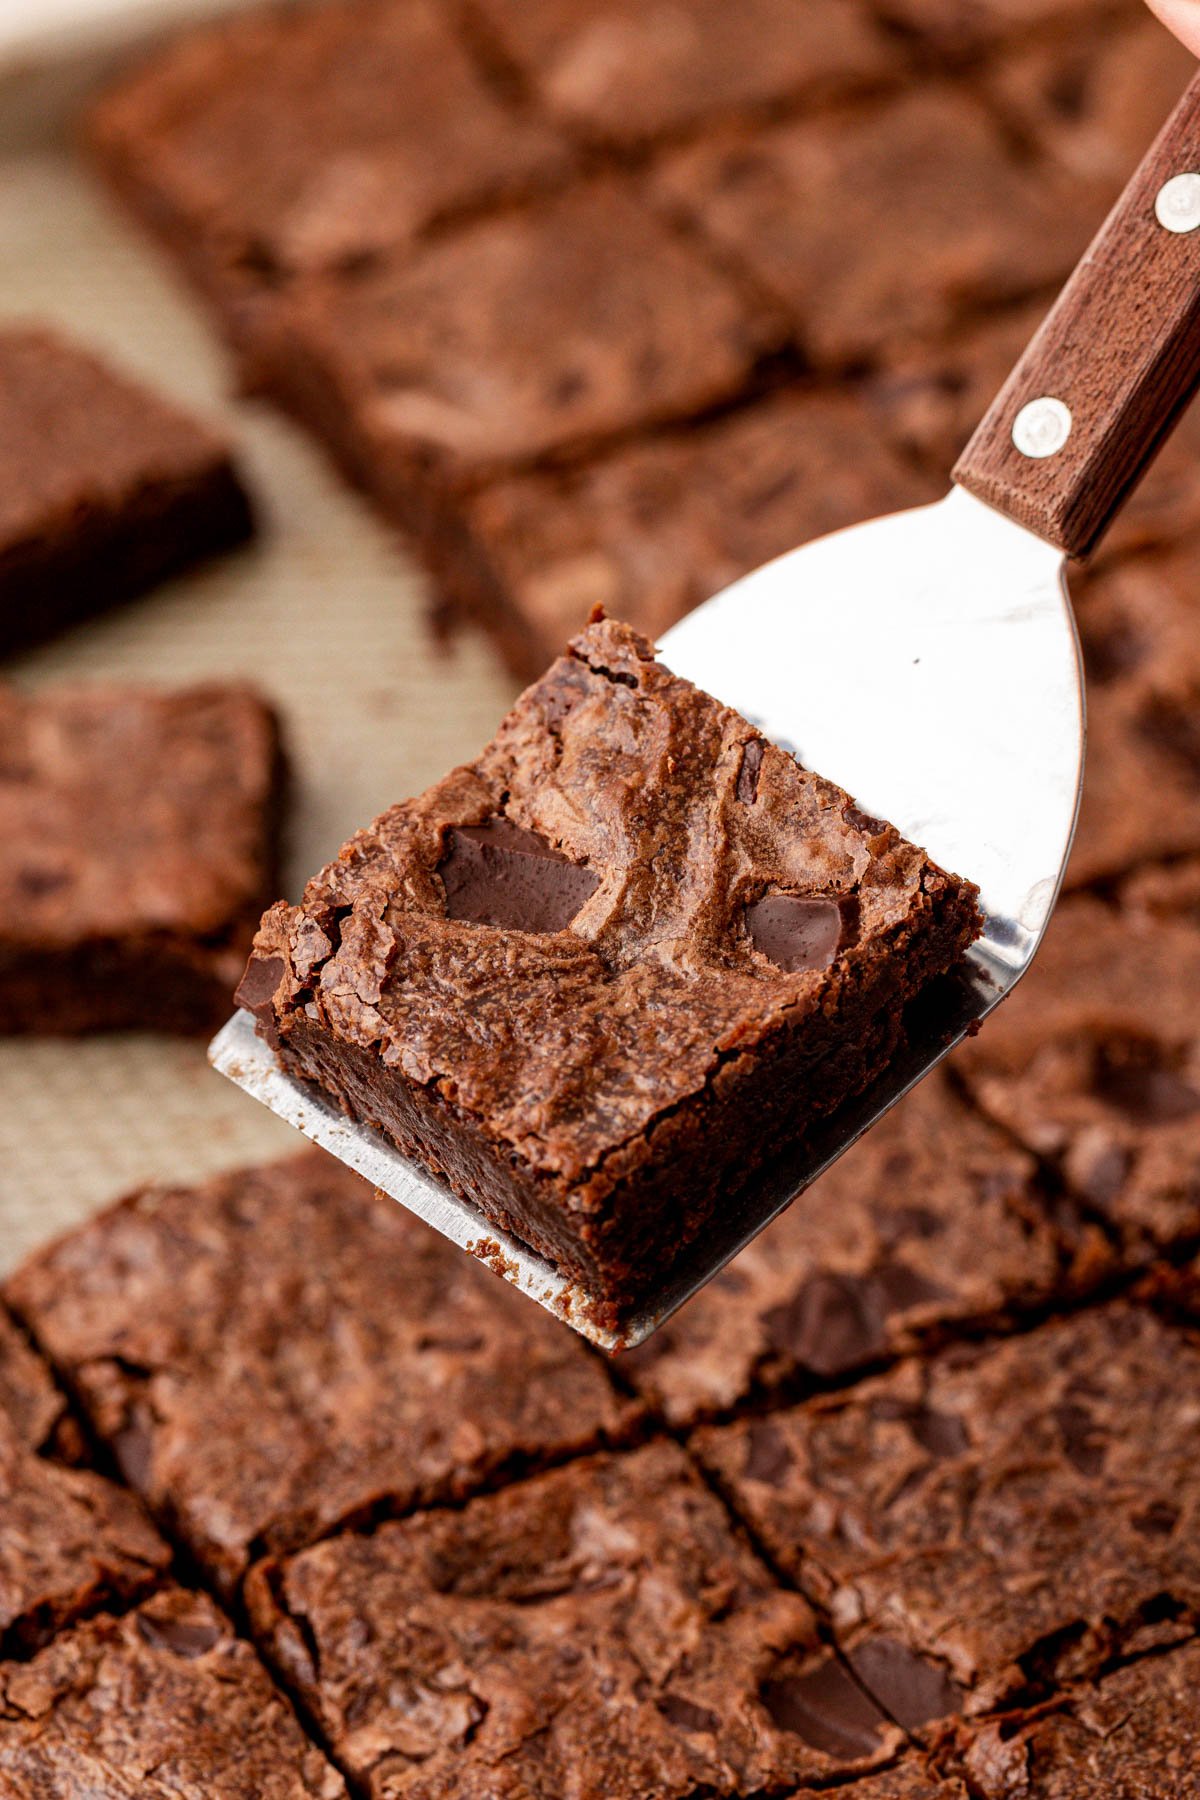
[{"xmin": 0, "ymin": 147, "xmax": 519, "ymax": 1272}]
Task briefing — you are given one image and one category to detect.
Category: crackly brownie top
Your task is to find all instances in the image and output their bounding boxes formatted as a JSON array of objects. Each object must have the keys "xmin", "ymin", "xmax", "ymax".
[
  {"xmin": 248, "ymin": 1438, "xmax": 931, "ymax": 1798},
  {"xmin": 695, "ymin": 1304, "xmax": 1200, "ymax": 1714},
  {"xmin": 0, "ymin": 327, "xmax": 232, "ymax": 551},
  {"xmin": 0, "ymin": 681, "xmax": 279, "ymax": 948},
  {"xmin": 954, "ymin": 896, "xmax": 1200, "ymax": 1255},
  {"xmin": 622, "ymin": 1071, "xmax": 1059, "ymax": 1426},
  {"xmin": 245, "ymin": 619, "xmax": 976, "ymax": 1183},
  {"xmin": 0, "ymin": 1588, "xmax": 346, "ymax": 1798},
  {"xmin": 4, "ymin": 1151, "xmax": 636, "ymax": 1597},
  {"xmin": 89, "ymin": 0, "xmax": 567, "ymax": 283}
]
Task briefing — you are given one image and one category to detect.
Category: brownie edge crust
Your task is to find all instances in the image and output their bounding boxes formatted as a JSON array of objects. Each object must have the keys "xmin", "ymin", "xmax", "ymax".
[{"xmin": 237, "ymin": 619, "xmax": 980, "ymax": 1316}]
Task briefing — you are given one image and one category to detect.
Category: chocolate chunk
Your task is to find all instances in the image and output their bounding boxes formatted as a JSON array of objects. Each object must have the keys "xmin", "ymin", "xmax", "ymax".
[
  {"xmin": 656, "ymin": 1693, "xmax": 721, "ymax": 1733},
  {"xmin": 438, "ymin": 819, "xmax": 600, "ymax": 933},
  {"xmin": 905, "ymin": 1406, "xmax": 969, "ymax": 1460},
  {"xmin": 761, "ymin": 1657, "xmax": 888, "ymax": 1757},
  {"xmin": 1054, "ymin": 1400, "xmax": 1107, "ymax": 1477},
  {"xmin": 136, "ymin": 1611, "xmax": 222, "ymax": 1658},
  {"xmin": 762, "ymin": 1271, "xmax": 888, "ymax": 1375},
  {"xmin": 1131, "ymin": 1501, "xmax": 1178, "ymax": 1537},
  {"xmin": 747, "ymin": 894, "xmax": 844, "ymax": 974},
  {"xmin": 743, "ymin": 1418, "xmax": 795, "ymax": 1486},
  {"xmin": 872, "ymin": 1260, "xmax": 949, "ymax": 1311},
  {"xmin": 114, "ymin": 1418, "xmax": 153, "ymax": 1489},
  {"xmin": 1092, "ymin": 1043, "xmax": 1200, "ymax": 1125},
  {"xmin": 235, "ymin": 954, "xmax": 286, "ymax": 1047},
  {"xmin": 737, "ymin": 738, "xmax": 765, "ymax": 803},
  {"xmin": 847, "ymin": 1638, "xmax": 962, "ymax": 1730}
]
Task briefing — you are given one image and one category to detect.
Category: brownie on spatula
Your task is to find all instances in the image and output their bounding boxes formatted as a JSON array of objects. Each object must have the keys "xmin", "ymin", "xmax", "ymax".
[{"xmin": 238, "ymin": 618, "xmax": 980, "ymax": 1323}]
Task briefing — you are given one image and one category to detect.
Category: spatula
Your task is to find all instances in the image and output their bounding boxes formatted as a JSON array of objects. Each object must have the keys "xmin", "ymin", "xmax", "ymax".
[{"xmin": 211, "ymin": 72, "xmax": 1200, "ymax": 1350}]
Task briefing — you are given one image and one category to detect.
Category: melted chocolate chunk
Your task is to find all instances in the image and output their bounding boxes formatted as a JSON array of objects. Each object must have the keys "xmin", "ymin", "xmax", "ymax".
[
  {"xmin": 235, "ymin": 954, "xmax": 285, "ymax": 1048},
  {"xmin": 762, "ymin": 1271, "xmax": 888, "ymax": 1376},
  {"xmin": 737, "ymin": 738, "xmax": 764, "ymax": 803},
  {"xmin": 747, "ymin": 893, "xmax": 848, "ymax": 974},
  {"xmin": 136, "ymin": 1612, "xmax": 222, "ymax": 1659},
  {"xmin": 847, "ymin": 1637, "xmax": 962, "ymax": 1730},
  {"xmin": 438, "ymin": 820, "xmax": 599, "ymax": 934},
  {"xmin": 656, "ymin": 1693, "xmax": 721, "ymax": 1733},
  {"xmin": 743, "ymin": 1418, "xmax": 794, "ymax": 1486},
  {"xmin": 760, "ymin": 1656, "xmax": 888, "ymax": 1757}
]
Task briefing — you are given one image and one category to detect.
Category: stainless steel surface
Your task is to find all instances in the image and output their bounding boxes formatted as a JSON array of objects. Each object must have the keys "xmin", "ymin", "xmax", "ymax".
[{"xmin": 212, "ymin": 486, "xmax": 1085, "ymax": 1350}]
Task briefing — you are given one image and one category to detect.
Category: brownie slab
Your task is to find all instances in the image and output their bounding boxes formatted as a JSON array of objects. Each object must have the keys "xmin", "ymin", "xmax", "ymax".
[
  {"xmin": 237, "ymin": 619, "xmax": 980, "ymax": 1317},
  {"xmin": 954, "ymin": 897, "xmax": 1200, "ymax": 1261},
  {"xmin": 5, "ymin": 1151, "xmax": 637, "ymax": 1599},
  {"xmin": 444, "ymin": 387, "xmax": 932, "ymax": 681},
  {"xmin": 695, "ymin": 1304, "xmax": 1200, "ymax": 1715},
  {"xmin": 246, "ymin": 1439, "xmax": 920, "ymax": 1797},
  {"xmin": 0, "ymin": 327, "xmax": 251, "ymax": 657},
  {"xmin": 0, "ymin": 679, "xmax": 284, "ymax": 1033},
  {"xmin": 622, "ymin": 1071, "xmax": 1065, "ymax": 1428},
  {"xmin": 0, "ymin": 1587, "xmax": 346, "ymax": 1798}
]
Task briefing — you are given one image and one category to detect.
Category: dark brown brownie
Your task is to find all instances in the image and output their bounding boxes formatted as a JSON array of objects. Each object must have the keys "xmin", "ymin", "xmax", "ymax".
[
  {"xmin": 0, "ymin": 327, "xmax": 251, "ymax": 657},
  {"xmin": 469, "ymin": 0, "xmax": 893, "ymax": 146},
  {"xmin": 0, "ymin": 679, "xmax": 284, "ymax": 1033},
  {"xmin": 955, "ymin": 1640, "xmax": 1200, "ymax": 1797},
  {"xmin": 88, "ymin": 0, "xmax": 569, "ymax": 361},
  {"xmin": 954, "ymin": 897, "xmax": 1200, "ymax": 1259},
  {"xmin": 0, "ymin": 1587, "xmax": 346, "ymax": 1798},
  {"xmin": 5, "ymin": 1151, "xmax": 638, "ymax": 1599},
  {"xmin": 621, "ymin": 1072, "xmax": 1067, "ymax": 1428},
  {"xmin": 236, "ymin": 619, "xmax": 980, "ymax": 1318},
  {"xmin": 653, "ymin": 88, "xmax": 1082, "ymax": 369},
  {"xmin": 694, "ymin": 1304, "xmax": 1200, "ymax": 1716},
  {"xmin": 246, "ymin": 1439, "xmax": 925, "ymax": 1797},
  {"xmin": 441, "ymin": 386, "xmax": 933, "ymax": 681}
]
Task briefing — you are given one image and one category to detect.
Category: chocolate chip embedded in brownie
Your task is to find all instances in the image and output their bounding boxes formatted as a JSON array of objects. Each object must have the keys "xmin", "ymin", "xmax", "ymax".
[
  {"xmin": 0, "ymin": 1588, "xmax": 346, "ymax": 1798},
  {"xmin": 246, "ymin": 1439, "xmax": 914, "ymax": 1798},
  {"xmin": 442, "ymin": 386, "xmax": 933, "ymax": 681},
  {"xmin": 236, "ymin": 618, "xmax": 981, "ymax": 1321},
  {"xmin": 0, "ymin": 327, "xmax": 252, "ymax": 657},
  {"xmin": 4, "ymin": 1151, "xmax": 638, "ymax": 1599},
  {"xmin": 87, "ymin": 0, "xmax": 570, "ymax": 362},
  {"xmin": 621, "ymin": 1072, "xmax": 1065, "ymax": 1428},
  {"xmin": 954, "ymin": 897, "xmax": 1200, "ymax": 1258},
  {"xmin": 654, "ymin": 88, "xmax": 1083, "ymax": 369},
  {"xmin": 694, "ymin": 1304, "xmax": 1200, "ymax": 1717},
  {"xmin": 0, "ymin": 680, "xmax": 285, "ymax": 1034},
  {"xmin": 469, "ymin": 0, "xmax": 893, "ymax": 147}
]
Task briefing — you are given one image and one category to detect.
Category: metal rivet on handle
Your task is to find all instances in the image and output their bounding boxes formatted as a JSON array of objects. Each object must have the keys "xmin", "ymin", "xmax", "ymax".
[
  {"xmin": 1012, "ymin": 396, "xmax": 1072, "ymax": 460},
  {"xmin": 1155, "ymin": 172, "xmax": 1200, "ymax": 233}
]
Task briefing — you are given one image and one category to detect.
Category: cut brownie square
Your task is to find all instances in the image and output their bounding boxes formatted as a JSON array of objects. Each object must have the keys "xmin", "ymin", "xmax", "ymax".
[
  {"xmin": 5, "ymin": 1151, "xmax": 638, "ymax": 1599},
  {"xmin": 470, "ymin": 0, "xmax": 893, "ymax": 146},
  {"xmin": 621, "ymin": 1071, "xmax": 1066, "ymax": 1428},
  {"xmin": 236, "ymin": 618, "xmax": 981, "ymax": 1320},
  {"xmin": 0, "ymin": 327, "xmax": 252, "ymax": 657},
  {"xmin": 953, "ymin": 897, "xmax": 1200, "ymax": 1263},
  {"xmin": 252, "ymin": 178, "xmax": 786, "ymax": 522},
  {"xmin": 694, "ymin": 1304, "xmax": 1200, "ymax": 1716},
  {"xmin": 443, "ymin": 386, "xmax": 933, "ymax": 681},
  {"xmin": 654, "ymin": 88, "xmax": 1083, "ymax": 368},
  {"xmin": 955, "ymin": 1640, "xmax": 1200, "ymax": 1797},
  {"xmin": 0, "ymin": 679, "xmax": 284, "ymax": 1033},
  {"xmin": 246, "ymin": 1439, "xmax": 913, "ymax": 1798},
  {"xmin": 88, "ymin": 0, "xmax": 570, "ymax": 360},
  {"xmin": 0, "ymin": 1587, "xmax": 346, "ymax": 1798}
]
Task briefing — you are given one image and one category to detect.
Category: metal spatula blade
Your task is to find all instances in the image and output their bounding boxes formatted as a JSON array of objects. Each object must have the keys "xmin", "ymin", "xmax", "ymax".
[{"xmin": 212, "ymin": 71, "xmax": 1200, "ymax": 1349}]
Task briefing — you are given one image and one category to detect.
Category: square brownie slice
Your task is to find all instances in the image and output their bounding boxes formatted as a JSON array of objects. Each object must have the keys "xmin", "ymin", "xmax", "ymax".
[
  {"xmin": 694, "ymin": 1304, "xmax": 1200, "ymax": 1717},
  {"xmin": 442, "ymin": 386, "xmax": 932, "ymax": 681},
  {"xmin": 0, "ymin": 1587, "xmax": 346, "ymax": 1798},
  {"xmin": 237, "ymin": 618, "xmax": 981, "ymax": 1318},
  {"xmin": 246, "ymin": 1439, "xmax": 913, "ymax": 1798},
  {"xmin": 0, "ymin": 327, "xmax": 252, "ymax": 657},
  {"xmin": 621, "ymin": 1071, "xmax": 1067, "ymax": 1428},
  {"xmin": 5, "ymin": 1151, "xmax": 637, "ymax": 1600},
  {"xmin": 0, "ymin": 679, "xmax": 284, "ymax": 1033}
]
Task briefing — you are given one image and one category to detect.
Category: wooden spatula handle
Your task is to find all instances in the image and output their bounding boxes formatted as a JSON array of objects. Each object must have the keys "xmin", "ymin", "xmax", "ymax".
[{"xmin": 954, "ymin": 67, "xmax": 1200, "ymax": 558}]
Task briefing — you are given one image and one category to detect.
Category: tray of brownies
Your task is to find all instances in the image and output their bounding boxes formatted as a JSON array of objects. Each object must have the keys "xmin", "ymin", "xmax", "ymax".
[{"xmin": 2, "ymin": 0, "xmax": 1200, "ymax": 1793}]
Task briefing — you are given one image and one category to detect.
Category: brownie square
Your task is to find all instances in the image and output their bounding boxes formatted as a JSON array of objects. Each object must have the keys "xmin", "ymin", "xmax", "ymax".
[
  {"xmin": 246, "ymin": 1439, "xmax": 916, "ymax": 1797},
  {"xmin": 470, "ymin": 0, "xmax": 893, "ymax": 146},
  {"xmin": 953, "ymin": 897, "xmax": 1200, "ymax": 1263},
  {"xmin": 694, "ymin": 1305, "xmax": 1200, "ymax": 1715},
  {"xmin": 88, "ymin": 0, "xmax": 569, "ymax": 360},
  {"xmin": 5, "ymin": 1151, "xmax": 637, "ymax": 1599},
  {"xmin": 237, "ymin": 618, "xmax": 980, "ymax": 1318},
  {"xmin": 443, "ymin": 386, "xmax": 933, "ymax": 681},
  {"xmin": 0, "ymin": 328, "xmax": 252, "ymax": 657},
  {"xmin": 0, "ymin": 1587, "xmax": 346, "ymax": 1798},
  {"xmin": 621, "ymin": 1071, "xmax": 1065, "ymax": 1428},
  {"xmin": 955, "ymin": 1640, "xmax": 1200, "ymax": 1797},
  {"xmin": 0, "ymin": 679, "xmax": 284, "ymax": 1034},
  {"xmin": 252, "ymin": 178, "xmax": 786, "ymax": 521},
  {"xmin": 654, "ymin": 88, "xmax": 1083, "ymax": 368}
]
